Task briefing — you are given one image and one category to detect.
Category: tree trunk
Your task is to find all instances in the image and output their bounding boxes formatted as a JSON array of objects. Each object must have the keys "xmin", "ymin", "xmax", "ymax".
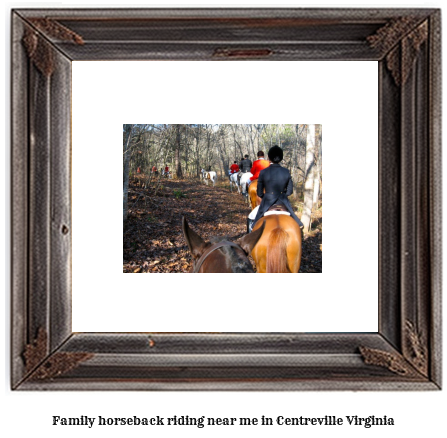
[
  {"xmin": 231, "ymin": 125, "xmax": 243, "ymax": 158},
  {"xmin": 123, "ymin": 124, "xmax": 134, "ymax": 222},
  {"xmin": 313, "ymin": 124, "xmax": 323, "ymax": 206},
  {"xmin": 194, "ymin": 136, "xmax": 200, "ymax": 177},
  {"xmin": 218, "ymin": 127, "xmax": 229, "ymax": 176},
  {"xmin": 292, "ymin": 124, "xmax": 299, "ymax": 201},
  {"xmin": 175, "ymin": 124, "xmax": 183, "ymax": 178},
  {"xmin": 301, "ymin": 124, "xmax": 316, "ymax": 233}
]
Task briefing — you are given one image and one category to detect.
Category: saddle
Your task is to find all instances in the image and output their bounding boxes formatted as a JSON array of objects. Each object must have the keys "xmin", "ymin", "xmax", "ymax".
[
  {"xmin": 268, "ymin": 204, "xmax": 288, "ymax": 212},
  {"xmin": 264, "ymin": 204, "xmax": 290, "ymax": 216}
]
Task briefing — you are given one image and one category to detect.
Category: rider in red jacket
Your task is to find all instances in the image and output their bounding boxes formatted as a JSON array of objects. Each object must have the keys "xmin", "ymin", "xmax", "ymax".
[
  {"xmin": 229, "ymin": 161, "xmax": 240, "ymax": 174},
  {"xmin": 249, "ymin": 151, "xmax": 270, "ymax": 181}
]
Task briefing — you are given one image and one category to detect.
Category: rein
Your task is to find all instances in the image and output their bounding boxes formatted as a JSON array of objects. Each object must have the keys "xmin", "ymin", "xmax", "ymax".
[{"xmin": 193, "ymin": 241, "xmax": 242, "ymax": 273}]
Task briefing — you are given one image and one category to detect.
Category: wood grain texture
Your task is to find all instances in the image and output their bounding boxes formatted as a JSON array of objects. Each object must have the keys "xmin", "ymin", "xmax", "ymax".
[
  {"xmin": 11, "ymin": 7, "xmax": 442, "ymax": 391},
  {"xmin": 28, "ymin": 56, "xmax": 51, "ymax": 345},
  {"xmin": 11, "ymin": 13, "xmax": 29, "ymax": 389},
  {"xmin": 378, "ymin": 59, "xmax": 401, "ymax": 350},
  {"xmin": 428, "ymin": 10, "xmax": 442, "ymax": 388},
  {"xmin": 49, "ymin": 50, "xmax": 73, "ymax": 350}
]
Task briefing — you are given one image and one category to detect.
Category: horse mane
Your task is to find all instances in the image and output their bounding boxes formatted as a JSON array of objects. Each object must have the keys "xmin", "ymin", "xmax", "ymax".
[{"xmin": 266, "ymin": 226, "xmax": 290, "ymax": 273}]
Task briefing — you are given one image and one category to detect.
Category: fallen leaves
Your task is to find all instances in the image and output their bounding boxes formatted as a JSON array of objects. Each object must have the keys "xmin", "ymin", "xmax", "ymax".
[{"xmin": 123, "ymin": 178, "xmax": 322, "ymax": 273}]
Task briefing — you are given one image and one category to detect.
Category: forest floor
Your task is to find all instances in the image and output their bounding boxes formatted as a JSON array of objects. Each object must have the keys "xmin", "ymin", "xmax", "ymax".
[{"xmin": 123, "ymin": 174, "xmax": 322, "ymax": 273}]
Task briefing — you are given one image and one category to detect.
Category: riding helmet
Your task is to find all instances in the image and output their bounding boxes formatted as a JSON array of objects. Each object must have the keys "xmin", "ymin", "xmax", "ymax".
[{"xmin": 268, "ymin": 145, "xmax": 283, "ymax": 163}]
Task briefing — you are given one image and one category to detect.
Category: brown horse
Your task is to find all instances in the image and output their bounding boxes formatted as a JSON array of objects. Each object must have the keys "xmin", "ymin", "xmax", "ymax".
[
  {"xmin": 182, "ymin": 217, "xmax": 265, "ymax": 273},
  {"xmin": 248, "ymin": 180, "xmax": 261, "ymax": 209},
  {"xmin": 251, "ymin": 214, "xmax": 302, "ymax": 273}
]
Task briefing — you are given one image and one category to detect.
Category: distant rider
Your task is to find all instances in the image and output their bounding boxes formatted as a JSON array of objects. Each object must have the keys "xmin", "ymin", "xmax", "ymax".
[
  {"xmin": 247, "ymin": 150, "xmax": 270, "ymax": 186},
  {"xmin": 229, "ymin": 161, "xmax": 240, "ymax": 177},
  {"xmin": 239, "ymin": 154, "xmax": 252, "ymax": 174},
  {"xmin": 238, "ymin": 154, "xmax": 252, "ymax": 185}
]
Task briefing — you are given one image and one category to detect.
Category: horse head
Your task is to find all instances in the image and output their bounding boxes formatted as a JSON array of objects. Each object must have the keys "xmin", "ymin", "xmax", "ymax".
[{"xmin": 182, "ymin": 217, "xmax": 265, "ymax": 273}]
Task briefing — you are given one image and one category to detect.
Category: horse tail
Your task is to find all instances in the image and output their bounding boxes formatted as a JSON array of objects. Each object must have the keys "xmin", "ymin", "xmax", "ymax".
[{"xmin": 266, "ymin": 226, "xmax": 290, "ymax": 273}]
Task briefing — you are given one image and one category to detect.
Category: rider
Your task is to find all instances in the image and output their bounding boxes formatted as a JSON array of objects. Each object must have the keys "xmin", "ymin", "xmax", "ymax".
[
  {"xmin": 151, "ymin": 165, "xmax": 158, "ymax": 175},
  {"xmin": 229, "ymin": 161, "xmax": 240, "ymax": 176},
  {"xmin": 239, "ymin": 154, "xmax": 252, "ymax": 174},
  {"xmin": 163, "ymin": 165, "xmax": 170, "ymax": 176},
  {"xmin": 249, "ymin": 145, "xmax": 304, "ymax": 232},
  {"xmin": 238, "ymin": 154, "xmax": 252, "ymax": 187},
  {"xmin": 247, "ymin": 150, "xmax": 270, "ymax": 186}
]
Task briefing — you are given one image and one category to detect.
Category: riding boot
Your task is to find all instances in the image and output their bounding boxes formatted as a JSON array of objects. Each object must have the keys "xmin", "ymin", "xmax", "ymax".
[{"xmin": 247, "ymin": 218, "xmax": 254, "ymax": 234}]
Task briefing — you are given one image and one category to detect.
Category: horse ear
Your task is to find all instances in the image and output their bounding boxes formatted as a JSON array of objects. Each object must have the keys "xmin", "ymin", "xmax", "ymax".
[
  {"xmin": 182, "ymin": 216, "xmax": 207, "ymax": 260},
  {"xmin": 238, "ymin": 221, "xmax": 266, "ymax": 254}
]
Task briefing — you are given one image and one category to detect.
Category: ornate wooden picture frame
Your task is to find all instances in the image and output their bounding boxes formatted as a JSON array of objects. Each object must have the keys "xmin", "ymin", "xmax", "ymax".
[{"xmin": 11, "ymin": 8, "xmax": 441, "ymax": 390}]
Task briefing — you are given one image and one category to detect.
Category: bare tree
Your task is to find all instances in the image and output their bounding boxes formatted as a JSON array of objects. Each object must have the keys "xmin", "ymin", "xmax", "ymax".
[
  {"xmin": 230, "ymin": 124, "xmax": 244, "ymax": 158},
  {"xmin": 301, "ymin": 124, "xmax": 316, "ymax": 232},
  {"xmin": 216, "ymin": 125, "xmax": 231, "ymax": 176},
  {"xmin": 174, "ymin": 124, "xmax": 183, "ymax": 178},
  {"xmin": 192, "ymin": 124, "xmax": 202, "ymax": 177},
  {"xmin": 313, "ymin": 125, "xmax": 323, "ymax": 207},
  {"xmin": 123, "ymin": 124, "xmax": 135, "ymax": 222},
  {"xmin": 124, "ymin": 124, "xmax": 318, "ymax": 186}
]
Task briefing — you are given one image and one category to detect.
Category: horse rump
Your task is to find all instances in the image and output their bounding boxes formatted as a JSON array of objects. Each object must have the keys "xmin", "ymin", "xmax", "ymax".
[
  {"xmin": 266, "ymin": 227, "xmax": 290, "ymax": 273},
  {"xmin": 251, "ymin": 214, "xmax": 301, "ymax": 273}
]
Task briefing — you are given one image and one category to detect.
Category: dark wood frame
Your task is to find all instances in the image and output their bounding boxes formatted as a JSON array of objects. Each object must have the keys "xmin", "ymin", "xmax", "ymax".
[{"xmin": 11, "ymin": 8, "xmax": 441, "ymax": 390}]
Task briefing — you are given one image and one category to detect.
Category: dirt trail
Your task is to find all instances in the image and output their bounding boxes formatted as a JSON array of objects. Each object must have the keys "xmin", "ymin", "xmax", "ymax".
[{"xmin": 123, "ymin": 176, "xmax": 322, "ymax": 273}]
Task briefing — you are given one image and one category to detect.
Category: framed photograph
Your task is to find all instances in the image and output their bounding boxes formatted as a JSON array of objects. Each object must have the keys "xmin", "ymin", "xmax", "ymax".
[{"xmin": 11, "ymin": 8, "xmax": 441, "ymax": 390}]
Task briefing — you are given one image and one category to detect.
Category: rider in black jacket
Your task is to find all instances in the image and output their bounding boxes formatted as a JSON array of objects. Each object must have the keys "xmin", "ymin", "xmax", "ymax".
[
  {"xmin": 239, "ymin": 155, "xmax": 252, "ymax": 173},
  {"xmin": 251, "ymin": 145, "xmax": 303, "ymax": 229}
]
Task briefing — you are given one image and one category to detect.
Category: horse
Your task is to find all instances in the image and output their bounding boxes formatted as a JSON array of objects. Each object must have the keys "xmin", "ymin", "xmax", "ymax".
[
  {"xmin": 182, "ymin": 217, "xmax": 265, "ymax": 273},
  {"xmin": 239, "ymin": 172, "xmax": 253, "ymax": 202},
  {"xmin": 229, "ymin": 172, "xmax": 240, "ymax": 193},
  {"xmin": 251, "ymin": 213, "xmax": 302, "ymax": 273},
  {"xmin": 248, "ymin": 180, "xmax": 261, "ymax": 209},
  {"xmin": 201, "ymin": 169, "xmax": 217, "ymax": 186}
]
